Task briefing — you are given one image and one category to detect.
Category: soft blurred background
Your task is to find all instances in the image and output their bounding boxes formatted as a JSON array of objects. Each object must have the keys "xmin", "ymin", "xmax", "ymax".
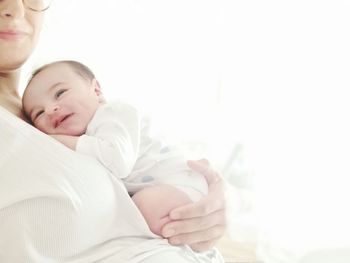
[{"xmin": 20, "ymin": 0, "xmax": 350, "ymax": 262}]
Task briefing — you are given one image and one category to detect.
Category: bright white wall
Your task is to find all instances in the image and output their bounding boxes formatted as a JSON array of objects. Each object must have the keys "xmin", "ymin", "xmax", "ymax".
[
  {"xmin": 21, "ymin": 0, "xmax": 236, "ymax": 164},
  {"xmin": 21, "ymin": 0, "xmax": 350, "ymax": 261}
]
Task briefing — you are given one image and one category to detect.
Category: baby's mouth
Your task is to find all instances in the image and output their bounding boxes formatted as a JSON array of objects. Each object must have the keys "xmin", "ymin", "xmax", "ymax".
[{"xmin": 54, "ymin": 113, "xmax": 74, "ymax": 128}]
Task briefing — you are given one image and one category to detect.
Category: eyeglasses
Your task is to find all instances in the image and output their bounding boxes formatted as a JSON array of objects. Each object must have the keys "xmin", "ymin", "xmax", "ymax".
[{"xmin": 24, "ymin": 0, "xmax": 52, "ymax": 12}]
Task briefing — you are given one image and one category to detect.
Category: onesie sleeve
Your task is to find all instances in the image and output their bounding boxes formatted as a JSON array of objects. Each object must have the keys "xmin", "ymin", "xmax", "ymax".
[{"xmin": 76, "ymin": 102, "xmax": 142, "ymax": 179}]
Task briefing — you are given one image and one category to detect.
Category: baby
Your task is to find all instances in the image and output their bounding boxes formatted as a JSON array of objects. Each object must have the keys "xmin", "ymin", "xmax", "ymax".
[{"xmin": 22, "ymin": 60, "xmax": 208, "ymax": 236}]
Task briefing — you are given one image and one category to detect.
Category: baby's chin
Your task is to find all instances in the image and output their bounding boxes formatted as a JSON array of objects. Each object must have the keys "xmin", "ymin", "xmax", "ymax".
[{"xmin": 52, "ymin": 128, "xmax": 87, "ymax": 137}]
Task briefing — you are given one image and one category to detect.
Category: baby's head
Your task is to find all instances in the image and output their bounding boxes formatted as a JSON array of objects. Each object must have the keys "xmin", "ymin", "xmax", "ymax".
[{"xmin": 22, "ymin": 60, "xmax": 104, "ymax": 136}]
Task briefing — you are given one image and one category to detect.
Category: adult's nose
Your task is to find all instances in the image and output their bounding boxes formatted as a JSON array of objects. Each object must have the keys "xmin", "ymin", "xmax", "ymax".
[{"xmin": 0, "ymin": 0, "xmax": 26, "ymax": 19}]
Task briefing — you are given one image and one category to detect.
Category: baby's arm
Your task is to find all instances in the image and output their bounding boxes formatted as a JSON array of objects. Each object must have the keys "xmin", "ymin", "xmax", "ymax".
[
  {"xmin": 131, "ymin": 184, "xmax": 193, "ymax": 236},
  {"xmin": 76, "ymin": 102, "xmax": 141, "ymax": 178}
]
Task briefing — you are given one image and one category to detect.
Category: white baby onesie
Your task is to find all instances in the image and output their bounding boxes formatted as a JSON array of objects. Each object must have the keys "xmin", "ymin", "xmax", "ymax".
[{"xmin": 76, "ymin": 101, "xmax": 208, "ymax": 201}]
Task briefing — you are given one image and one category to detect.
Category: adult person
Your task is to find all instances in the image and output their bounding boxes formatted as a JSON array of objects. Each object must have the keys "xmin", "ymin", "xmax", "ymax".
[{"xmin": 0, "ymin": 1, "xmax": 227, "ymax": 262}]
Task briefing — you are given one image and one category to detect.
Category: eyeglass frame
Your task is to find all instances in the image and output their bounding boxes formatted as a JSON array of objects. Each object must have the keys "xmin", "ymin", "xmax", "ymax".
[{"xmin": 23, "ymin": 0, "xmax": 52, "ymax": 12}]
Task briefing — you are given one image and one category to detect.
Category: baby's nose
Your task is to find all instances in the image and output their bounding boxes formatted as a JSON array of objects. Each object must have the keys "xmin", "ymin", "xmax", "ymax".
[{"xmin": 47, "ymin": 105, "xmax": 60, "ymax": 115}]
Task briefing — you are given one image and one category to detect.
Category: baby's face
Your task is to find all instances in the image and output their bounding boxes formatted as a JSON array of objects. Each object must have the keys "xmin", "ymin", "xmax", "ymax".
[{"xmin": 23, "ymin": 63, "xmax": 101, "ymax": 136}]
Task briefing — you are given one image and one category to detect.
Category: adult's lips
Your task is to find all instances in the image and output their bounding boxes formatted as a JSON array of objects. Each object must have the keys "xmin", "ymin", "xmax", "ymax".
[{"xmin": 0, "ymin": 30, "xmax": 29, "ymax": 40}]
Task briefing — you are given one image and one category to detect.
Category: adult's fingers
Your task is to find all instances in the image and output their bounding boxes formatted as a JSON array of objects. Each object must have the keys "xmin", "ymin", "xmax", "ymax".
[
  {"xmin": 168, "ymin": 178, "xmax": 226, "ymax": 220},
  {"xmin": 167, "ymin": 225, "xmax": 226, "ymax": 247},
  {"xmin": 187, "ymin": 159, "xmax": 221, "ymax": 185},
  {"xmin": 162, "ymin": 209, "xmax": 226, "ymax": 237}
]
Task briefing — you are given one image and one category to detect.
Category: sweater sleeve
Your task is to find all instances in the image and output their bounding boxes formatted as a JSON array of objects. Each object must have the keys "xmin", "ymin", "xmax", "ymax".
[{"xmin": 76, "ymin": 102, "xmax": 142, "ymax": 179}]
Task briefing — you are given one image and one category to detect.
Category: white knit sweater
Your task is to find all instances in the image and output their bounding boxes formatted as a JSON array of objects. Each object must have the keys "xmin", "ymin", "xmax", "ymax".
[{"xmin": 0, "ymin": 106, "xmax": 223, "ymax": 263}]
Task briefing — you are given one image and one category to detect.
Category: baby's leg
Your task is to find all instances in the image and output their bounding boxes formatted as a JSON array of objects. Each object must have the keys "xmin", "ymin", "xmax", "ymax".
[{"xmin": 131, "ymin": 184, "xmax": 192, "ymax": 236}]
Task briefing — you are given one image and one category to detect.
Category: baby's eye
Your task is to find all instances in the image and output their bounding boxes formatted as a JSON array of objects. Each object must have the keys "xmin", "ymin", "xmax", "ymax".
[
  {"xmin": 34, "ymin": 110, "xmax": 44, "ymax": 120},
  {"xmin": 55, "ymin": 89, "xmax": 67, "ymax": 99}
]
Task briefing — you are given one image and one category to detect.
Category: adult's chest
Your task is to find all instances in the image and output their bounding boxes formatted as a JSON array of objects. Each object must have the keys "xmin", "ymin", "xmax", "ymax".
[{"xmin": 0, "ymin": 111, "xmax": 151, "ymax": 259}]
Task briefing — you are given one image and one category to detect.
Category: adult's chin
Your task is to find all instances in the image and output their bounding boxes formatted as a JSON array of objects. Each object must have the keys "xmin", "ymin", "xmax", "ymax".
[
  {"xmin": 0, "ymin": 54, "xmax": 31, "ymax": 73},
  {"xmin": 0, "ymin": 44, "xmax": 36, "ymax": 72}
]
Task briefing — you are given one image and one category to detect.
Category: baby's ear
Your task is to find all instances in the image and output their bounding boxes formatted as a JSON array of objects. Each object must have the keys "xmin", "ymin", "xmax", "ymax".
[
  {"xmin": 92, "ymin": 78, "xmax": 106, "ymax": 103},
  {"xmin": 92, "ymin": 78, "xmax": 102, "ymax": 95}
]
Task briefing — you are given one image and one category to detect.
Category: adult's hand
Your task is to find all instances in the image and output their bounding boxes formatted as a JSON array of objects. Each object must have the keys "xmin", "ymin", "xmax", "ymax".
[{"xmin": 162, "ymin": 159, "xmax": 227, "ymax": 252}]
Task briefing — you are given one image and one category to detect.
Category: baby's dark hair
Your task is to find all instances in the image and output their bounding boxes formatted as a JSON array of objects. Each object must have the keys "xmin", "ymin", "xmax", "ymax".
[{"xmin": 28, "ymin": 60, "xmax": 96, "ymax": 85}]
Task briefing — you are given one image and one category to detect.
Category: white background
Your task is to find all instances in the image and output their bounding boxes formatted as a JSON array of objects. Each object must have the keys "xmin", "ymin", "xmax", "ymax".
[{"xmin": 21, "ymin": 0, "xmax": 350, "ymax": 260}]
